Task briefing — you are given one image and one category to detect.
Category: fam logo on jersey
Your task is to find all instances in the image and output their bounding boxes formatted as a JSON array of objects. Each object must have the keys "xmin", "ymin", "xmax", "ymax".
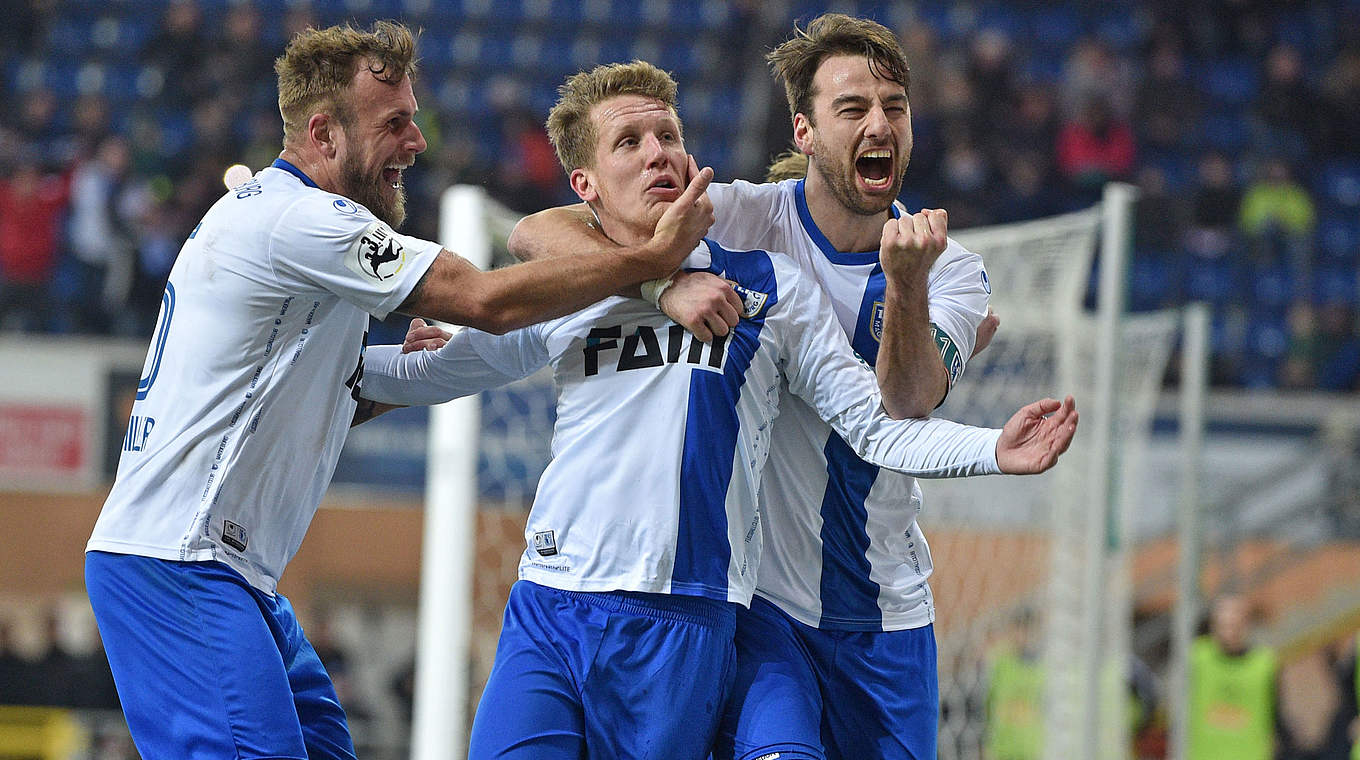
[
  {"xmin": 346, "ymin": 221, "xmax": 406, "ymax": 282},
  {"xmin": 221, "ymin": 520, "xmax": 249, "ymax": 552},
  {"xmin": 732, "ymin": 284, "xmax": 769, "ymax": 319},
  {"xmin": 582, "ymin": 324, "xmax": 730, "ymax": 377},
  {"xmin": 871, "ymin": 301, "xmax": 886, "ymax": 342},
  {"xmin": 532, "ymin": 530, "xmax": 558, "ymax": 557}
]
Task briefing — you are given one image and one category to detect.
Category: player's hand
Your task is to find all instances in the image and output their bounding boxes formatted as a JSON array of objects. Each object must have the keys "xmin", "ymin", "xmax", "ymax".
[
  {"xmin": 659, "ymin": 271, "xmax": 744, "ymax": 342},
  {"xmin": 880, "ymin": 208, "xmax": 948, "ymax": 285},
  {"xmin": 402, "ymin": 318, "xmax": 452, "ymax": 354},
  {"xmin": 996, "ymin": 395, "xmax": 1078, "ymax": 475},
  {"xmin": 644, "ymin": 154, "xmax": 715, "ymax": 276},
  {"xmin": 973, "ymin": 307, "xmax": 1000, "ymax": 358}
]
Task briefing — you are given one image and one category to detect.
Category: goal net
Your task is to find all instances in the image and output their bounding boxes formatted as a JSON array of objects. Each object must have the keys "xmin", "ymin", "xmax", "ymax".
[{"xmin": 417, "ymin": 184, "xmax": 1185, "ymax": 760}]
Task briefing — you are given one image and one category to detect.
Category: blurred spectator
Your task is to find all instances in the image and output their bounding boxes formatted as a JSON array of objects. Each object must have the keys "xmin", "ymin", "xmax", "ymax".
[
  {"xmin": 1253, "ymin": 43, "xmax": 1319, "ymax": 160},
  {"xmin": 1313, "ymin": 302, "xmax": 1360, "ymax": 392},
  {"xmin": 1183, "ymin": 152, "xmax": 1240, "ymax": 260},
  {"xmin": 1318, "ymin": 45, "xmax": 1360, "ymax": 158},
  {"xmin": 488, "ymin": 105, "xmax": 563, "ymax": 214},
  {"xmin": 1341, "ymin": 633, "xmax": 1358, "ymax": 760},
  {"xmin": 1282, "ymin": 301, "xmax": 1320, "ymax": 389},
  {"xmin": 1133, "ymin": 165, "xmax": 1188, "ymax": 253},
  {"xmin": 967, "ymin": 29, "xmax": 1019, "ymax": 145},
  {"xmin": 0, "ymin": 158, "xmax": 69, "ymax": 332},
  {"xmin": 308, "ymin": 613, "xmax": 370, "ymax": 723},
  {"xmin": 1055, "ymin": 96, "xmax": 1136, "ymax": 197},
  {"xmin": 1060, "ymin": 37, "xmax": 1136, "ymax": 120},
  {"xmin": 1238, "ymin": 159, "xmax": 1316, "ymax": 278},
  {"xmin": 140, "ymin": 0, "xmax": 209, "ymax": 109},
  {"xmin": 1136, "ymin": 39, "xmax": 1201, "ymax": 152},
  {"xmin": 15, "ymin": 89, "xmax": 69, "ymax": 167},
  {"xmin": 63, "ymin": 135, "xmax": 136, "ymax": 334},
  {"xmin": 0, "ymin": 617, "xmax": 39, "ymax": 705},
  {"xmin": 1187, "ymin": 594, "xmax": 1280, "ymax": 760}
]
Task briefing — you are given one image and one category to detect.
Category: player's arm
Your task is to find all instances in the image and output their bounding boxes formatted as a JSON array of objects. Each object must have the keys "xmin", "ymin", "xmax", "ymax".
[
  {"xmin": 360, "ymin": 328, "xmax": 544, "ymax": 408},
  {"xmin": 398, "ymin": 165, "xmax": 715, "ymax": 334},
  {"xmin": 875, "ymin": 209, "xmax": 950, "ymax": 418},
  {"xmin": 779, "ymin": 270, "xmax": 1076, "ymax": 476},
  {"xmin": 506, "ymin": 157, "xmax": 743, "ymax": 341}
]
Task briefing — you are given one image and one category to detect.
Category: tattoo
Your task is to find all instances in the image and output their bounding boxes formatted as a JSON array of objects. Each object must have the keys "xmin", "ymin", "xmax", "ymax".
[{"xmin": 396, "ymin": 262, "xmax": 435, "ymax": 314}]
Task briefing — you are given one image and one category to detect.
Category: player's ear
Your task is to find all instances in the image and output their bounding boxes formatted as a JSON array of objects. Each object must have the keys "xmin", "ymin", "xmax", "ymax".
[
  {"xmin": 569, "ymin": 168, "xmax": 598, "ymax": 204},
  {"xmin": 308, "ymin": 113, "xmax": 338, "ymax": 159},
  {"xmin": 792, "ymin": 113, "xmax": 814, "ymax": 156}
]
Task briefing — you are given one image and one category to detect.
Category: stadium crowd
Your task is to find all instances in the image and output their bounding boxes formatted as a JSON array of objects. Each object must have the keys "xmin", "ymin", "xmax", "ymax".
[{"xmin": 1, "ymin": 0, "xmax": 1359, "ymax": 389}]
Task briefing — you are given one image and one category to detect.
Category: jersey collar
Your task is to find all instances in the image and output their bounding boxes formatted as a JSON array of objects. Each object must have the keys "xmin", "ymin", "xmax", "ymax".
[
  {"xmin": 793, "ymin": 178, "xmax": 902, "ymax": 266},
  {"xmin": 271, "ymin": 158, "xmax": 319, "ymax": 188}
]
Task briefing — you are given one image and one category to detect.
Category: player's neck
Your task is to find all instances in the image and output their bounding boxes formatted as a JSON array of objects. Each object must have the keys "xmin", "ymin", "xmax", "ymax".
[
  {"xmin": 277, "ymin": 149, "xmax": 341, "ymax": 196},
  {"xmin": 802, "ymin": 171, "xmax": 892, "ymax": 254}
]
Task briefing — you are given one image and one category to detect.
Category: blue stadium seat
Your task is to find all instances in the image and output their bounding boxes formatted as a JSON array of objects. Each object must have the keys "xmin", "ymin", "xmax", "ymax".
[
  {"xmin": 1313, "ymin": 268, "xmax": 1359, "ymax": 306},
  {"xmin": 1198, "ymin": 58, "xmax": 1259, "ymax": 108},
  {"xmin": 1317, "ymin": 217, "xmax": 1360, "ymax": 264},
  {"xmin": 1185, "ymin": 258, "xmax": 1242, "ymax": 305},
  {"xmin": 1029, "ymin": 6, "xmax": 1082, "ymax": 50},
  {"xmin": 1198, "ymin": 111, "xmax": 1251, "ymax": 153},
  {"xmin": 1093, "ymin": 10, "xmax": 1143, "ymax": 50},
  {"xmin": 1318, "ymin": 161, "xmax": 1360, "ymax": 211},
  {"xmin": 1250, "ymin": 265, "xmax": 1295, "ymax": 312},
  {"xmin": 1129, "ymin": 254, "xmax": 1178, "ymax": 311}
]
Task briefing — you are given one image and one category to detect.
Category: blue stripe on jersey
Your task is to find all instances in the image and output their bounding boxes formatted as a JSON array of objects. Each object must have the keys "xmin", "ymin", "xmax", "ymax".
[
  {"xmin": 271, "ymin": 158, "xmax": 319, "ymax": 188},
  {"xmin": 792, "ymin": 180, "xmax": 901, "ymax": 266},
  {"xmin": 817, "ymin": 435, "xmax": 883, "ymax": 629},
  {"xmin": 850, "ymin": 266, "xmax": 887, "ymax": 367},
  {"xmin": 672, "ymin": 242, "xmax": 778, "ymax": 599}
]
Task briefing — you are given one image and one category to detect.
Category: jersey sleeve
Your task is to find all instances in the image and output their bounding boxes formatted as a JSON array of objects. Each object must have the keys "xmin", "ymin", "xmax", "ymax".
[
  {"xmin": 775, "ymin": 262, "xmax": 1002, "ymax": 477},
  {"xmin": 268, "ymin": 194, "xmax": 441, "ymax": 319},
  {"xmin": 708, "ymin": 180, "xmax": 783, "ymax": 252},
  {"xmin": 928, "ymin": 238, "xmax": 991, "ymax": 390},
  {"xmin": 359, "ymin": 325, "xmax": 548, "ymax": 405}
]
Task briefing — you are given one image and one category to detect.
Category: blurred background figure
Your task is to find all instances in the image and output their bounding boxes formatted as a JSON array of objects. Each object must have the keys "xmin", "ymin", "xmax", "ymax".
[{"xmin": 1188, "ymin": 595, "xmax": 1280, "ymax": 760}]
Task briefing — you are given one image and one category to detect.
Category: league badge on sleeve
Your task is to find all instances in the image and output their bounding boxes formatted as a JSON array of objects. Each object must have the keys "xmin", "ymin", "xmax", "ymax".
[
  {"xmin": 346, "ymin": 220, "xmax": 407, "ymax": 282},
  {"xmin": 733, "ymin": 284, "xmax": 769, "ymax": 319}
]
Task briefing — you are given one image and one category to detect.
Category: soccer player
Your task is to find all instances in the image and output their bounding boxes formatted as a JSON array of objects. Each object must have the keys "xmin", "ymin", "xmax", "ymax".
[
  {"xmin": 364, "ymin": 60, "xmax": 1075, "ymax": 760},
  {"xmin": 81, "ymin": 22, "xmax": 715, "ymax": 760},
  {"xmin": 507, "ymin": 14, "xmax": 994, "ymax": 759}
]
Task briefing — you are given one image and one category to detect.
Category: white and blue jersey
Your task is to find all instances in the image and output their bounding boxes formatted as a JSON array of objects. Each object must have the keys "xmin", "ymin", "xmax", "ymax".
[
  {"xmin": 706, "ymin": 179, "xmax": 991, "ymax": 630},
  {"xmin": 86, "ymin": 159, "xmax": 441, "ymax": 594},
  {"xmin": 361, "ymin": 240, "xmax": 1001, "ymax": 607}
]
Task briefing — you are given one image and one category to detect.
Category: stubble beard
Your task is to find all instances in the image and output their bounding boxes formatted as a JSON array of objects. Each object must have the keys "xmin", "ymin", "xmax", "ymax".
[
  {"xmin": 340, "ymin": 152, "xmax": 406, "ymax": 228},
  {"xmin": 809, "ymin": 134, "xmax": 907, "ymax": 218}
]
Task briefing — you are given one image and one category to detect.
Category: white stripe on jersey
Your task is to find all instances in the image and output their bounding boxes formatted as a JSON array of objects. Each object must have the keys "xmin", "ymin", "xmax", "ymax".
[
  {"xmin": 707, "ymin": 179, "xmax": 991, "ymax": 631},
  {"xmin": 87, "ymin": 160, "xmax": 441, "ymax": 594},
  {"xmin": 361, "ymin": 241, "xmax": 1000, "ymax": 607}
]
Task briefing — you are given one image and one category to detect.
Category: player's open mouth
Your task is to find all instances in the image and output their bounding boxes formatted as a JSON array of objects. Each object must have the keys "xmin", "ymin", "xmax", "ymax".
[
  {"xmin": 646, "ymin": 176, "xmax": 680, "ymax": 198},
  {"xmin": 383, "ymin": 166, "xmax": 403, "ymax": 190},
  {"xmin": 855, "ymin": 149, "xmax": 894, "ymax": 189}
]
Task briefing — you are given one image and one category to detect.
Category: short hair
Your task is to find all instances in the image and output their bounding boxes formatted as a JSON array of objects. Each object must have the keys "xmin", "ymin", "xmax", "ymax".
[
  {"xmin": 546, "ymin": 60, "xmax": 680, "ymax": 172},
  {"xmin": 767, "ymin": 14, "xmax": 910, "ymax": 124},
  {"xmin": 765, "ymin": 150, "xmax": 809, "ymax": 182},
  {"xmin": 275, "ymin": 20, "xmax": 418, "ymax": 146}
]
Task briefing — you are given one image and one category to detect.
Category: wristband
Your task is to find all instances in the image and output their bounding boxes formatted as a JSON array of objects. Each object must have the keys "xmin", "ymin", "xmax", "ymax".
[{"xmin": 640, "ymin": 276, "xmax": 675, "ymax": 309}]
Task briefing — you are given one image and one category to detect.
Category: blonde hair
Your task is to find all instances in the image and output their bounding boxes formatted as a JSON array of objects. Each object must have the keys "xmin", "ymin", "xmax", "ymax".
[
  {"xmin": 275, "ymin": 20, "xmax": 418, "ymax": 146},
  {"xmin": 546, "ymin": 60, "xmax": 680, "ymax": 171},
  {"xmin": 765, "ymin": 150, "xmax": 809, "ymax": 182},
  {"xmin": 767, "ymin": 14, "xmax": 910, "ymax": 123}
]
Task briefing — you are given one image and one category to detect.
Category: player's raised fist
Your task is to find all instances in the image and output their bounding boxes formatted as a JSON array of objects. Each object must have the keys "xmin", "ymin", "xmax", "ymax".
[{"xmin": 880, "ymin": 208, "xmax": 948, "ymax": 283}]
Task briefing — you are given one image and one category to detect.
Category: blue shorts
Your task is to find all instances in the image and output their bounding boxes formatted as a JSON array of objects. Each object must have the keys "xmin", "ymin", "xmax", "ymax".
[
  {"xmin": 469, "ymin": 580, "xmax": 737, "ymax": 760},
  {"xmin": 713, "ymin": 594, "xmax": 938, "ymax": 760},
  {"xmin": 85, "ymin": 551, "xmax": 355, "ymax": 760}
]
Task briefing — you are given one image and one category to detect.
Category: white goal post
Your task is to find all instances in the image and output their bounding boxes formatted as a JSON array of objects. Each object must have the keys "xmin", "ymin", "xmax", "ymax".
[{"xmin": 415, "ymin": 183, "xmax": 1208, "ymax": 760}]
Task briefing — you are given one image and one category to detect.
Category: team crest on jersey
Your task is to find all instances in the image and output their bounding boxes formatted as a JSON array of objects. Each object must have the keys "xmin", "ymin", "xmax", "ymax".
[
  {"xmin": 733, "ymin": 284, "xmax": 769, "ymax": 319},
  {"xmin": 532, "ymin": 530, "xmax": 558, "ymax": 557},
  {"xmin": 871, "ymin": 301, "xmax": 885, "ymax": 342},
  {"xmin": 221, "ymin": 520, "xmax": 248, "ymax": 552},
  {"xmin": 346, "ymin": 221, "xmax": 406, "ymax": 282}
]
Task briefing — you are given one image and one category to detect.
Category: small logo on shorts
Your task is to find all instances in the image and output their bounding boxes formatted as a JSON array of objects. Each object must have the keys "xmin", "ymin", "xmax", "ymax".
[
  {"xmin": 222, "ymin": 520, "xmax": 248, "ymax": 552},
  {"xmin": 532, "ymin": 530, "xmax": 557, "ymax": 557},
  {"xmin": 754, "ymin": 754, "xmax": 781, "ymax": 760}
]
